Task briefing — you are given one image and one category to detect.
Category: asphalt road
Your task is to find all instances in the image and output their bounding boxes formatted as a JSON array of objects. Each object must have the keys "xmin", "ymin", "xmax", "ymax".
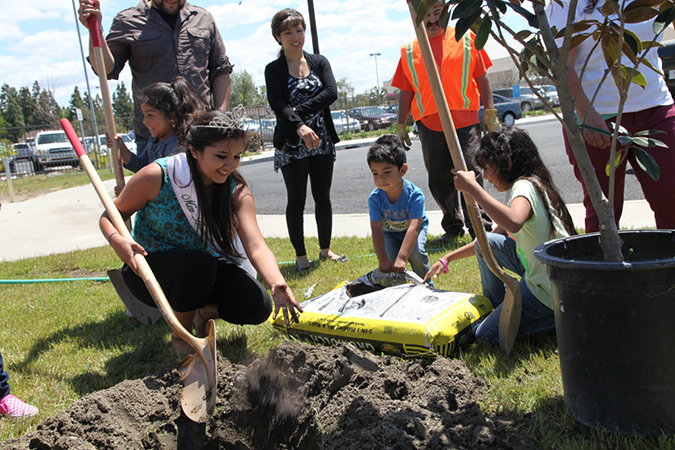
[{"xmin": 239, "ymin": 116, "xmax": 645, "ymax": 215}]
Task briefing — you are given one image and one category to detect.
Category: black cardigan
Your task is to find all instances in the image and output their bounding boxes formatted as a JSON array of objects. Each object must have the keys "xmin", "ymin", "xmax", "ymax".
[{"xmin": 265, "ymin": 51, "xmax": 339, "ymax": 149}]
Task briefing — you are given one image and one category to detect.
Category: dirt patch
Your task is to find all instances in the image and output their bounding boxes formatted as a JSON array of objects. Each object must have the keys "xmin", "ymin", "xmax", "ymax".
[{"xmin": 0, "ymin": 342, "xmax": 536, "ymax": 449}]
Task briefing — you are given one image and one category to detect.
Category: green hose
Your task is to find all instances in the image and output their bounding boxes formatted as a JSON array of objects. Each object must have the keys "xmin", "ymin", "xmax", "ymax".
[
  {"xmin": 0, "ymin": 277, "xmax": 110, "ymax": 284},
  {"xmin": 0, "ymin": 253, "xmax": 378, "ymax": 284}
]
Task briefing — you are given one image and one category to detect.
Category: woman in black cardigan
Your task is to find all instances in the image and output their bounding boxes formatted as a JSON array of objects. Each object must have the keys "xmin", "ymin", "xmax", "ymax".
[{"xmin": 265, "ymin": 8, "xmax": 346, "ymax": 271}]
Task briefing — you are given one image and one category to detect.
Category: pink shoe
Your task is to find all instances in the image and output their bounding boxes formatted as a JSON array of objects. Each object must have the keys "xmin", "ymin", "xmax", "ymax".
[{"xmin": 0, "ymin": 395, "xmax": 39, "ymax": 419}]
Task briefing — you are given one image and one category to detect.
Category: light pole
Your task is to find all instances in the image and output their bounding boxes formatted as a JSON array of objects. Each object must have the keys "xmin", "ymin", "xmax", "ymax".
[
  {"xmin": 369, "ymin": 52, "xmax": 382, "ymax": 106},
  {"xmin": 71, "ymin": 0, "xmax": 102, "ymax": 168}
]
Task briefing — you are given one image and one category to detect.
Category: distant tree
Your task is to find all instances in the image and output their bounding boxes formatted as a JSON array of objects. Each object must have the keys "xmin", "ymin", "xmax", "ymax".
[
  {"xmin": 67, "ymin": 86, "xmax": 87, "ymax": 122},
  {"xmin": 0, "ymin": 85, "xmax": 25, "ymax": 137},
  {"xmin": 0, "ymin": 112, "xmax": 7, "ymax": 141},
  {"xmin": 257, "ymin": 86, "xmax": 268, "ymax": 105},
  {"xmin": 362, "ymin": 86, "xmax": 387, "ymax": 106},
  {"xmin": 336, "ymin": 77, "xmax": 355, "ymax": 111},
  {"xmin": 33, "ymin": 82, "xmax": 62, "ymax": 125},
  {"xmin": 230, "ymin": 70, "xmax": 264, "ymax": 107},
  {"xmin": 19, "ymin": 86, "xmax": 39, "ymax": 126},
  {"xmin": 93, "ymin": 94, "xmax": 105, "ymax": 125},
  {"xmin": 112, "ymin": 82, "xmax": 133, "ymax": 131}
]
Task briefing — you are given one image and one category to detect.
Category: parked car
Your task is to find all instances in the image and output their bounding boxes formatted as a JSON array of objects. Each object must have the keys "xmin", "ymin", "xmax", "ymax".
[
  {"xmin": 243, "ymin": 118, "xmax": 274, "ymax": 144},
  {"xmin": 330, "ymin": 111, "xmax": 362, "ymax": 134},
  {"xmin": 33, "ymin": 130, "xmax": 79, "ymax": 171},
  {"xmin": 515, "ymin": 86, "xmax": 544, "ymax": 112},
  {"xmin": 122, "ymin": 133, "xmax": 135, "ymax": 152},
  {"xmin": 347, "ymin": 106, "xmax": 397, "ymax": 131},
  {"xmin": 479, "ymin": 94, "xmax": 523, "ymax": 126},
  {"xmin": 97, "ymin": 133, "xmax": 138, "ymax": 155},
  {"xmin": 412, "ymin": 93, "xmax": 522, "ymax": 135},
  {"xmin": 9, "ymin": 142, "xmax": 37, "ymax": 173},
  {"xmin": 537, "ymin": 85, "xmax": 559, "ymax": 106},
  {"xmin": 384, "ymin": 105, "xmax": 398, "ymax": 115}
]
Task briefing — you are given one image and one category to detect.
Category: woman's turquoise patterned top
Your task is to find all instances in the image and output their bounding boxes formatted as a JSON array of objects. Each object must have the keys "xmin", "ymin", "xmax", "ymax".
[{"xmin": 132, "ymin": 157, "xmax": 219, "ymax": 257}]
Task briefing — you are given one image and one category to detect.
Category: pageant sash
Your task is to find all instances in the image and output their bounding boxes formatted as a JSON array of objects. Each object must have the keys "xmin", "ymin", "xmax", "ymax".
[{"xmin": 167, "ymin": 153, "xmax": 256, "ymax": 276}]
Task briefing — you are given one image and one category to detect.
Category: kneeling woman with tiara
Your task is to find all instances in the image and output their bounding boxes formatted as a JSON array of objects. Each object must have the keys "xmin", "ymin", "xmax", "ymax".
[{"xmin": 99, "ymin": 107, "xmax": 303, "ymax": 355}]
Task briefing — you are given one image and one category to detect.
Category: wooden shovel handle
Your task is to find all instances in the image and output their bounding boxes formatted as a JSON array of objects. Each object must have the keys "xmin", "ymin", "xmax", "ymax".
[
  {"xmin": 61, "ymin": 119, "xmax": 197, "ymax": 345},
  {"xmin": 405, "ymin": 1, "xmax": 518, "ymax": 292},
  {"xmin": 87, "ymin": 8, "xmax": 125, "ymax": 189}
]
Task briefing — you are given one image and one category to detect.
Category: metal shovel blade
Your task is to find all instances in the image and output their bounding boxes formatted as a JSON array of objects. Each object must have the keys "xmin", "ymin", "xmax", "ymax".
[
  {"xmin": 179, "ymin": 319, "xmax": 217, "ymax": 423},
  {"xmin": 107, "ymin": 269, "xmax": 161, "ymax": 326},
  {"xmin": 499, "ymin": 283, "xmax": 522, "ymax": 356}
]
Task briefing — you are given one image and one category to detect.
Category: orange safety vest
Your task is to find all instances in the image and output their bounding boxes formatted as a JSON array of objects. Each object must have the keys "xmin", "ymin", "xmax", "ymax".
[{"xmin": 401, "ymin": 28, "xmax": 481, "ymax": 123}]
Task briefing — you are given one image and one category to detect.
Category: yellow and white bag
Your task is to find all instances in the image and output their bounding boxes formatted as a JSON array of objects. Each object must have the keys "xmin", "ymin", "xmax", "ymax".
[{"xmin": 271, "ymin": 269, "xmax": 492, "ymax": 357}]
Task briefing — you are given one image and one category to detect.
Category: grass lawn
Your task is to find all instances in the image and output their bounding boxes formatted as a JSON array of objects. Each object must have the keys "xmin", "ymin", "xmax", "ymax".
[
  {"xmin": 0, "ymin": 167, "xmax": 124, "ymax": 203},
  {"xmin": 1, "ymin": 236, "xmax": 673, "ymax": 448}
]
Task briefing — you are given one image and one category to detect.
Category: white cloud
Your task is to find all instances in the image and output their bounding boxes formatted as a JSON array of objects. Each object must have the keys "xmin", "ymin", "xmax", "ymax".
[
  {"xmin": 0, "ymin": 24, "xmax": 23, "ymax": 41},
  {"xmin": 1, "ymin": 0, "xmax": 524, "ymax": 108}
]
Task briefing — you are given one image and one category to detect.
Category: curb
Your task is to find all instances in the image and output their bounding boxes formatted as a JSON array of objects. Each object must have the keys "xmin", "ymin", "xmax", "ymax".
[{"xmin": 241, "ymin": 113, "xmax": 558, "ymax": 165}]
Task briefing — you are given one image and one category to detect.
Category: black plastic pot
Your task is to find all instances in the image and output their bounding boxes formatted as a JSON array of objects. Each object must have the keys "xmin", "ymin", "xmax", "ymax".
[{"xmin": 534, "ymin": 230, "xmax": 675, "ymax": 436}]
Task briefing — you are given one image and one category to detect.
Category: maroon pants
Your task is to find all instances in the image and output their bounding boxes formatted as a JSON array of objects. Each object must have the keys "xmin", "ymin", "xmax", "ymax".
[{"xmin": 563, "ymin": 104, "xmax": 675, "ymax": 232}]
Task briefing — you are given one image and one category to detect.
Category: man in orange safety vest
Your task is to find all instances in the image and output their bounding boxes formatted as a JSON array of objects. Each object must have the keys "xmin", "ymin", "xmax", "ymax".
[{"xmin": 392, "ymin": 1, "xmax": 499, "ymax": 243}]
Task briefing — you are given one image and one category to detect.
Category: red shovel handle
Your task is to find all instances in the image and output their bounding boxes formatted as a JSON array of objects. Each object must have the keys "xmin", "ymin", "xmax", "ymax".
[
  {"xmin": 87, "ymin": 0, "xmax": 102, "ymax": 48},
  {"xmin": 61, "ymin": 119, "xmax": 87, "ymax": 158}
]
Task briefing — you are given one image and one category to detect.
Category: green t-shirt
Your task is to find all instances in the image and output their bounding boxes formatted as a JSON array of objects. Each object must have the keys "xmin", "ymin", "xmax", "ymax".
[{"xmin": 508, "ymin": 179, "xmax": 569, "ymax": 309}]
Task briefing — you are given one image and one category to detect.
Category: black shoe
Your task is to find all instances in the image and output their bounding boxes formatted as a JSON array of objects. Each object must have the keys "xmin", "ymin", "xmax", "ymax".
[
  {"xmin": 318, "ymin": 252, "xmax": 348, "ymax": 262},
  {"xmin": 434, "ymin": 231, "xmax": 465, "ymax": 244}
]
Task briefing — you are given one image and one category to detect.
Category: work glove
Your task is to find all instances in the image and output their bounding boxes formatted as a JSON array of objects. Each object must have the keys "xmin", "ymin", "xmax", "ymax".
[
  {"xmin": 395, "ymin": 123, "xmax": 412, "ymax": 151},
  {"xmin": 482, "ymin": 109, "xmax": 500, "ymax": 133}
]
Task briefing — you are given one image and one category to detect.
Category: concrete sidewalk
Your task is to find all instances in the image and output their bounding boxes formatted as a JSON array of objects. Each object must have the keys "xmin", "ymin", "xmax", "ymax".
[{"xmin": 0, "ymin": 176, "xmax": 656, "ymax": 262}]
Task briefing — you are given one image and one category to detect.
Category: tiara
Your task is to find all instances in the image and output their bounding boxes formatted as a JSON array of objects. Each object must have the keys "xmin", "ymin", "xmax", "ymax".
[{"xmin": 201, "ymin": 105, "xmax": 247, "ymax": 131}]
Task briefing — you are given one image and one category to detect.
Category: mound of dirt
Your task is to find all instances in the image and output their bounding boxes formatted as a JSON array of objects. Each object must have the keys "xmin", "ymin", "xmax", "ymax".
[{"xmin": 0, "ymin": 342, "xmax": 536, "ymax": 449}]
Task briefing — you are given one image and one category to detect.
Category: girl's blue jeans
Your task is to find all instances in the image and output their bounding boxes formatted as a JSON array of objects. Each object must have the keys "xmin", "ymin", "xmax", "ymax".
[
  {"xmin": 0, "ymin": 351, "xmax": 9, "ymax": 399},
  {"xmin": 474, "ymin": 232, "xmax": 555, "ymax": 346}
]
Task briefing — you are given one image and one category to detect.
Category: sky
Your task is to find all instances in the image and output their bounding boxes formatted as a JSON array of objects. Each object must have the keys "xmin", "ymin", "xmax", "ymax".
[{"xmin": 0, "ymin": 0, "xmax": 520, "ymax": 108}]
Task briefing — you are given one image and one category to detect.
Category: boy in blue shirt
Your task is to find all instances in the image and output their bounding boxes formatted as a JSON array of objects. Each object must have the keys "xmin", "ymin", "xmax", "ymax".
[{"xmin": 367, "ymin": 135, "xmax": 432, "ymax": 282}]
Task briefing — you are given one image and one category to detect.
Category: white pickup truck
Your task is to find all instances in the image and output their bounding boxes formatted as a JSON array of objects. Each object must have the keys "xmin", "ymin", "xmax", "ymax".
[{"xmin": 33, "ymin": 130, "xmax": 79, "ymax": 171}]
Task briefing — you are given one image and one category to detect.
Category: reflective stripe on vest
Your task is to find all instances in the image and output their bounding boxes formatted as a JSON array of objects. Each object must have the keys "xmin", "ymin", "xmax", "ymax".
[
  {"xmin": 460, "ymin": 33, "xmax": 471, "ymax": 109},
  {"xmin": 406, "ymin": 42, "xmax": 425, "ymax": 118},
  {"xmin": 402, "ymin": 31, "xmax": 476, "ymax": 121}
]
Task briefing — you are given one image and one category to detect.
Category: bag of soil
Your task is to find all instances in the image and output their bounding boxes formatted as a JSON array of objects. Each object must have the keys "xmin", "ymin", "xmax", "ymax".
[{"xmin": 270, "ymin": 269, "xmax": 492, "ymax": 357}]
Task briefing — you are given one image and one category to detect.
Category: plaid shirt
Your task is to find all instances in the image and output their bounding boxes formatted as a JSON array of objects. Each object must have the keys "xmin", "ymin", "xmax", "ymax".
[{"xmin": 104, "ymin": 1, "xmax": 233, "ymax": 140}]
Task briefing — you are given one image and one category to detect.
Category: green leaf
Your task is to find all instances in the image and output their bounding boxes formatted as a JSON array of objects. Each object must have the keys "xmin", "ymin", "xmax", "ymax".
[
  {"xmin": 634, "ymin": 129, "xmax": 667, "ymax": 136},
  {"xmin": 506, "ymin": 2, "xmax": 540, "ymax": 29},
  {"xmin": 452, "ymin": 0, "xmax": 482, "ymax": 19},
  {"xmin": 618, "ymin": 135, "xmax": 634, "ymax": 146},
  {"xmin": 605, "ymin": 151, "xmax": 623, "ymax": 176},
  {"xmin": 625, "ymin": 6, "xmax": 660, "ymax": 23},
  {"xmin": 493, "ymin": 0, "xmax": 507, "ymax": 14},
  {"xmin": 623, "ymin": 29, "xmax": 642, "ymax": 56},
  {"xmin": 475, "ymin": 15, "xmax": 492, "ymax": 50},
  {"xmin": 624, "ymin": 0, "xmax": 663, "ymax": 22},
  {"xmin": 516, "ymin": 30, "xmax": 532, "ymax": 40},
  {"xmin": 455, "ymin": 8, "xmax": 482, "ymax": 41},
  {"xmin": 580, "ymin": 124, "xmax": 613, "ymax": 136},
  {"xmin": 621, "ymin": 65, "xmax": 647, "ymax": 88},
  {"xmin": 632, "ymin": 136, "xmax": 669, "ymax": 148},
  {"xmin": 634, "ymin": 147, "xmax": 660, "ymax": 181},
  {"xmin": 415, "ymin": 0, "xmax": 442, "ymax": 27},
  {"xmin": 653, "ymin": 6, "xmax": 675, "ymax": 35},
  {"xmin": 439, "ymin": 2, "xmax": 451, "ymax": 29}
]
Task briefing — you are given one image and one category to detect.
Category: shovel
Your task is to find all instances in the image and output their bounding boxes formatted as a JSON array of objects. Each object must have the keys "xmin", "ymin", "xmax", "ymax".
[
  {"xmin": 61, "ymin": 119, "xmax": 217, "ymax": 423},
  {"xmin": 87, "ymin": 6, "xmax": 155, "ymax": 323},
  {"xmin": 87, "ymin": 1, "xmax": 125, "ymax": 189},
  {"xmin": 406, "ymin": 1, "xmax": 521, "ymax": 356}
]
